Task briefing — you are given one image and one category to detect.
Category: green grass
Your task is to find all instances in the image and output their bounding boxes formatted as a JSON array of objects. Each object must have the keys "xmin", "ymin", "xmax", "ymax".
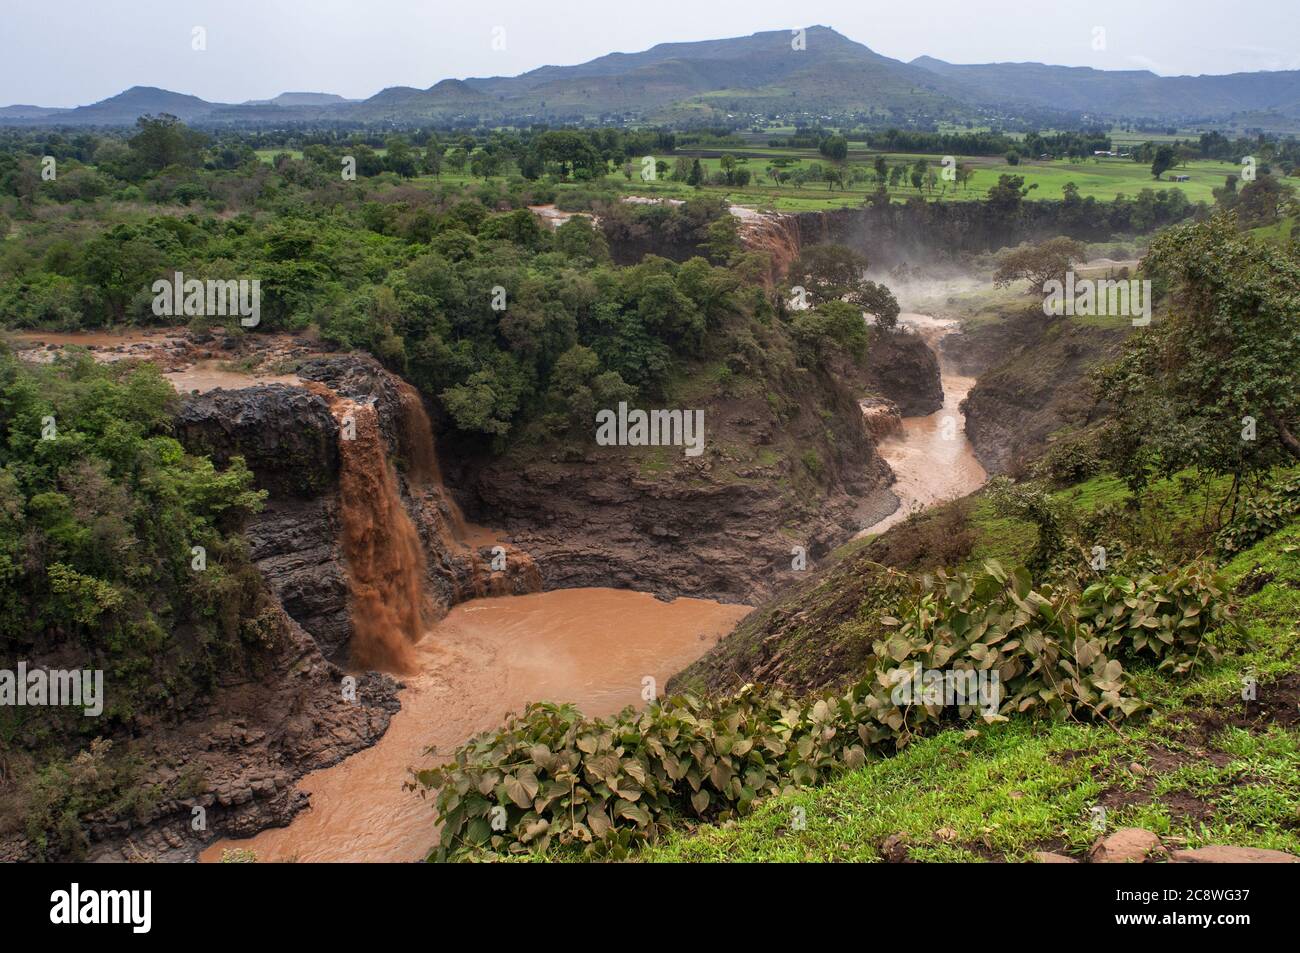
[
  {"xmin": 252, "ymin": 144, "xmax": 1240, "ymax": 212},
  {"xmin": 591, "ymin": 152, "xmax": 1238, "ymax": 211},
  {"xmin": 1250, "ymin": 214, "xmax": 1297, "ymax": 245},
  {"xmin": 644, "ymin": 515, "xmax": 1300, "ymax": 862}
]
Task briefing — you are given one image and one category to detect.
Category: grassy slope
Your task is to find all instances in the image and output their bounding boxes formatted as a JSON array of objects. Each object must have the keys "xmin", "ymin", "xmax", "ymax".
[{"xmin": 644, "ymin": 479, "xmax": 1300, "ymax": 862}]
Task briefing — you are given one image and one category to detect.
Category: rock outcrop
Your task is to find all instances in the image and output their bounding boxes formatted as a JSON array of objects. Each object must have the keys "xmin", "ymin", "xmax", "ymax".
[
  {"xmin": 952, "ymin": 314, "xmax": 1126, "ymax": 474},
  {"xmin": 862, "ymin": 330, "xmax": 944, "ymax": 416},
  {"xmin": 0, "ymin": 603, "xmax": 399, "ymax": 863}
]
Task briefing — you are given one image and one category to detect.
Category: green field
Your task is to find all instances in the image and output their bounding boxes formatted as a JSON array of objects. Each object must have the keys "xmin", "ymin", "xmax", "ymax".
[
  {"xmin": 614, "ymin": 152, "xmax": 1241, "ymax": 211},
  {"xmin": 254, "ymin": 143, "xmax": 1254, "ymax": 211}
]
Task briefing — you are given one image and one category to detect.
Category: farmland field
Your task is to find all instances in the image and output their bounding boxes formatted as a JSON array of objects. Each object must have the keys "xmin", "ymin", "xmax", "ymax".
[{"xmin": 575, "ymin": 151, "xmax": 1244, "ymax": 211}]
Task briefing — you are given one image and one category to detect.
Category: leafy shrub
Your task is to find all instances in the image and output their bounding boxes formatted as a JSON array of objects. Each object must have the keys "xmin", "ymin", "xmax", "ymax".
[
  {"xmin": 1216, "ymin": 473, "xmax": 1300, "ymax": 555},
  {"xmin": 415, "ymin": 559, "xmax": 1227, "ymax": 861},
  {"xmin": 866, "ymin": 499, "xmax": 977, "ymax": 570},
  {"xmin": 1032, "ymin": 430, "xmax": 1104, "ymax": 486},
  {"xmin": 1079, "ymin": 562, "xmax": 1229, "ymax": 674},
  {"xmin": 985, "ymin": 477, "xmax": 1068, "ymax": 574}
]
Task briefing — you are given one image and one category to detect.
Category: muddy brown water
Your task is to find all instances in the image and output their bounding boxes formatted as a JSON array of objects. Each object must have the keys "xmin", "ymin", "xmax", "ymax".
[
  {"xmin": 201, "ymin": 590, "xmax": 751, "ymax": 863},
  {"xmin": 861, "ymin": 313, "xmax": 987, "ymax": 534}
]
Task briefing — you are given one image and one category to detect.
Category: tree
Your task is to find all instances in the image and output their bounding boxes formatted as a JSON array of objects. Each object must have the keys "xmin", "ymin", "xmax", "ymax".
[
  {"xmin": 873, "ymin": 155, "xmax": 889, "ymax": 186},
  {"xmin": 127, "ymin": 115, "xmax": 208, "ymax": 176},
  {"xmin": 791, "ymin": 300, "xmax": 868, "ymax": 361},
  {"xmin": 424, "ymin": 141, "xmax": 443, "ymax": 178},
  {"xmin": 992, "ymin": 236, "xmax": 1086, "ymax": 296},
  {"xmin": 533, "ymin": 130, "xmax": 602, "ymax": 180},
  {"xmin": 1233, "ymin": 174, "xmax": 1294, "ymax": 228},
  {"xmin": 1151, "ymin": 145, "xmax": 1176, "ymax": 180},
  {"xmin": 720, "ymin": 153, "xmax": 737, "ymax": 185},
  {"xmin": 819, "ymin": 135, "xmax": 848, "ymax": 162},
  {"xmin": 384, "ymin": 137, "xmax": 418, "ymax": 178},
  {"xmin": 986, "ymin": 174, "xmax": 1034, "ymax": 217},
  {"xmin": 687, "ymin": 159, "xmax": 704, "ymax": 188},
  {"xmin": 787, "ymin": 244, "xmax": 899, "ymax": 330},
  {"xmin": 445, "ymin": 147, "xmax": 468, "ymax": 174},
  {"xmin": 1098, "ymin": 213, "xmax": 1300, "ymax": 495}
]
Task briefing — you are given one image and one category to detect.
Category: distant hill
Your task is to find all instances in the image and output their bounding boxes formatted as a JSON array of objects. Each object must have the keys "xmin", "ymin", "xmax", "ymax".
[
  {"xmin": 4, "ymin": 27, "xmax": 1300, "ymax": 128},
  {"xmin": 0, "ymin": 104, "xmax": 69, "ymax": 119},
  {"xmin": 52, "ymin": 86, "xmax": 223, "ymax": 124},
  {"xmin": 451, "ymin": 26, "xmax": 961, "ymax": 120},
  {"xmin": 243, "ymin": 92, "xmax": 353, "ymax": 107},
  {"xmin": 910, "ymin": 56, "xmax": 1300, "ymax": 122}
]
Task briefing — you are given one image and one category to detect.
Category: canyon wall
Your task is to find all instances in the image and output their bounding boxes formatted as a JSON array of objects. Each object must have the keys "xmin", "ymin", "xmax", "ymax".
[
  {"xmin": 176, "ymin": 354, "xmax": 538, "ymax": 667},
  {"xmin": 950, "ymin": 314, "xmax": 1128, "ymax": 474}
]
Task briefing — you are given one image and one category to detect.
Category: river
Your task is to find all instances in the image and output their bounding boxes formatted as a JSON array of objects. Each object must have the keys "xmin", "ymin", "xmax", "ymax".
[
  {"xmin": 201, "ymin": 589, "xmax": 750, "ymax": 862},
  {"xmin": 861, "ymin": 312, "xmax": 987, "ymax": 534}
]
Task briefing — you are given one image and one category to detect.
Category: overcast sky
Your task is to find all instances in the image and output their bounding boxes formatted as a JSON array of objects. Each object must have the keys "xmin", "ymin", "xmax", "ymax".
[{"xmin": 3, "ymin": 0, "xmax": 1299, "ymax": 107}]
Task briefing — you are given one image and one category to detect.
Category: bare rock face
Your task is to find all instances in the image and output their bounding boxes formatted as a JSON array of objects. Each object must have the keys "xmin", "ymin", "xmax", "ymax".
[
  {"xmin": 175, "ymin": 384, "xmax": 340, "ymax": 498},
  {"xmin": 0, "ymin": 604, "xmax": 399, "ymax": 863},
  {"xmin": 473, "ymin": 454, "xmax": 872, "ymax": 606},
  {"xmin": 862, "ymin": 331, "xmax": 943, "ymax": 416},
  {"xmin": 952, "ymin": 315, "xmax": 1126, "ymax": 475},
  {"xmin": 247, "ymin": 495, "xmax": 352, "ymax": 661},
  {"xmin": 1089, "ymin": 828, "xmax": 1167, "ymax": 863}
]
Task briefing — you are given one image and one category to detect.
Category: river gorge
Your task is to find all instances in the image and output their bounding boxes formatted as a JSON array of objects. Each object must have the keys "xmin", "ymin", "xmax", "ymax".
[{"xmin": 5, "ymin": 284, "xmax": 993, "ymax": 863}]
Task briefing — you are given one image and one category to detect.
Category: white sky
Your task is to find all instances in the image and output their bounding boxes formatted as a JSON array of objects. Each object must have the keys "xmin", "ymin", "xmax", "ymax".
[{"xmin": 2, "ymin": 0, "xmax": 1298, "ymax": 107}]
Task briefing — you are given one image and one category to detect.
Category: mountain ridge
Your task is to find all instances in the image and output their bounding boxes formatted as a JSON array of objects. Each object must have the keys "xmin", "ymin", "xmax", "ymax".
[{"xmin": 5, "ymin": 27, "xmax": 1299, "ymax": 128}]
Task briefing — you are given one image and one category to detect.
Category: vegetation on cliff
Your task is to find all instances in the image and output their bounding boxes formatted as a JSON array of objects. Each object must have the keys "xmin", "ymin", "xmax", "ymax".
[{"xmin": 0, "ymin": 348, "xmax": 269, "ymax": 855}]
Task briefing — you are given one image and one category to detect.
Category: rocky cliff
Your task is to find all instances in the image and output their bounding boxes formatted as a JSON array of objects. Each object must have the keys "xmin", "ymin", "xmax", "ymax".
[
  {"xmin": 175, "ymin": 355, "xmax": 539, "ymax": 666},
  {"xmin": 952, "ymin": 314, "xmax": 1127, "ymax": 474}
]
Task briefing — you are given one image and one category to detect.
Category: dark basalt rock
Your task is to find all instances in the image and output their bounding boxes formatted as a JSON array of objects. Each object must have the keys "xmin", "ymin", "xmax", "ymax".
[{"xmin": 175, "ymin": 384, "xmax": 339, "ymax": 497}]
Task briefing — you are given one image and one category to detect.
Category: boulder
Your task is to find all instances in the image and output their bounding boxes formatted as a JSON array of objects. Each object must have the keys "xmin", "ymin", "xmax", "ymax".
[{"xmin": 1089, "ymin": 828, "xmax": 1166, "ymax": 863}]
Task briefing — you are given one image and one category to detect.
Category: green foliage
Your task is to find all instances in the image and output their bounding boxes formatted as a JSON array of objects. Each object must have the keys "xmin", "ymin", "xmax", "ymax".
[
  {"xmin": 0, "ymin": 349, "xmax": 267, "ymax": 722},
  {"xmin": 985, "ymin": 477, "xmax": 1068, "ymax": 574},
  {"xmin": 1079, "ymin": 562, "xmax": 1228, "ymax": 674},
  {"xmin": 417, "ymin": 559, "xmax": 1226, "ymax": 860},
  {"xmin": 18, "ymin": 739, "xmax": 156, "ymax": 860},
  {"xmin": 1099, "ymin": 213, "xmax": 1300, "ymax": 487},
  {"xmin": 1031, "ymin": 430, "xmax": 1105, "ymax": 486},
  {"xmin": 1216, "ymin": 473, "xmax": 1300, "ymax": 555}
]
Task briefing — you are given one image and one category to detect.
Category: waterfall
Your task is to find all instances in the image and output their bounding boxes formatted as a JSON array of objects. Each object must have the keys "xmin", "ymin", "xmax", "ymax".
[{"xmin": 332, "ymin": 398, "xmax": 430, "ymax": 673}]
